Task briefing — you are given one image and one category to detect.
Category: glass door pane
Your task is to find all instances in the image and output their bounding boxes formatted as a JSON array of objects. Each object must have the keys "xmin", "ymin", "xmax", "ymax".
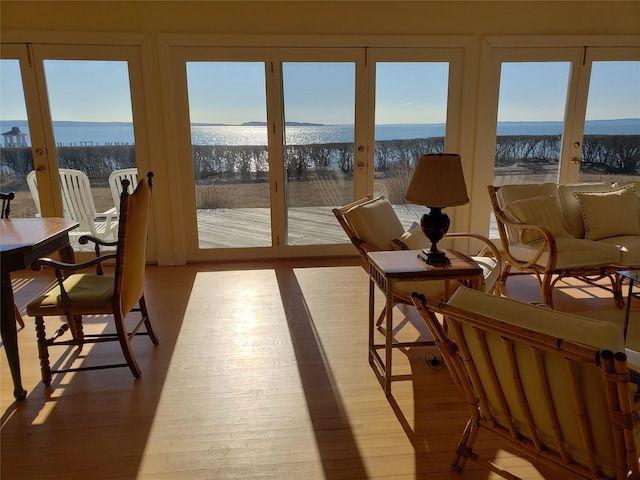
[
  {"xmin": 373, "ymin": 62, "xmax": 449, "ymax": 230},
  {"xmin": 493, "ymin": 62, "xmax": 571, "ymax": 186},
  {"xmin": 186, "ymin": 61, "xmax": 270, "ymax": 249},
  {"xmin": 37, "ymin": 59, "xmax": 137, "ymax": 250},
  {"xmin": 43, "ymin": 60, "xmax": 135, "ymax": 215},
  {"xmin": 281, "ymin": 62, "xmax": 355, "ymax": 246},
  {"xmin": 0, "ymin": 59, "xmax": 37, "ymax": 218},
  {"xmin": 579, "ymin": 60, "xmax": 640, "ymax": 183}
]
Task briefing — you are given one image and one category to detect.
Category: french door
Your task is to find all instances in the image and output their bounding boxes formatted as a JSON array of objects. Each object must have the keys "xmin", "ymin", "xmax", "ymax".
[
  {"xmin": 474, "ymin": 42, "xmax": 640, "ymax": 238},
  {"xmin": 168, "ymin": 46, "xmax": 464, "ymax": 261},
  {"xmin": 574, "ymin": 47, "xmax": 640, "ymax": 183},
  {"xmin": 0, "ymin": 43, "xmax": 148, "ymax": 254}
]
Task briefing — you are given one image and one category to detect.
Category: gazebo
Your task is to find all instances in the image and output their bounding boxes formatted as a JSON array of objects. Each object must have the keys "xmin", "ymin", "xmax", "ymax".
[{"xmin": 2, "ymin": 126, "xmax": 28, "ymax": 148}]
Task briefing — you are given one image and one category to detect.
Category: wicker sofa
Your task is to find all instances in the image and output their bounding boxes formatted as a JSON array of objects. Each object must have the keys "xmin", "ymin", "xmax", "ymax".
[{"xmin": 489, "ymin": 181, "xmax": 640, "ymax": 308}]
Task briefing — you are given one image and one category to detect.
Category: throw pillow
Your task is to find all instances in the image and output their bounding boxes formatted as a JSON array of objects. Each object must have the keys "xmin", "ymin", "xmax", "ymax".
[
  {"xmin": 573, "ymin": 184, "xmax": 640, "ymax": 241},
  {"xmin": 504, "ymin": 195, "xmax": 570, "ymax": 244},
  {"xmin": 391, "ymin": 222, "xmax": 430, "ymax": 250}
]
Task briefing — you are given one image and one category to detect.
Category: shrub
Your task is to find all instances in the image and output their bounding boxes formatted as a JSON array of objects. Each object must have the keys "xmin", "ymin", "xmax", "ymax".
[{"xmin": 195, "ymin": 184, "xmax": 233, "ymax": 209}]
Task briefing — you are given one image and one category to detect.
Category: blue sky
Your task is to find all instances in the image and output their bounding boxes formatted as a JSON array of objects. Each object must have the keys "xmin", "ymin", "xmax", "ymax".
[{"xmin": 1, "ymin": 59, "xmax": 639, "ymax": 125}]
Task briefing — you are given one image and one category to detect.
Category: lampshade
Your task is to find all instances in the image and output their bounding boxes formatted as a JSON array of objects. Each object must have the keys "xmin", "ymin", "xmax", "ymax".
[{"xmin": 404, "ymin": 153, "xmax": 469, "ymax": 208}]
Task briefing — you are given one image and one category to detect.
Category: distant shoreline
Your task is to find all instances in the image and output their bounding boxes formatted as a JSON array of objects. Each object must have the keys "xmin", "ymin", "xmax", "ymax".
[
  {"xmin": 2, "ymin": 118, "xmax": 638, "ymax": 148},
  {"xmin": 2, "ymin": 118, "xmax": 639, "ymax": 128}
]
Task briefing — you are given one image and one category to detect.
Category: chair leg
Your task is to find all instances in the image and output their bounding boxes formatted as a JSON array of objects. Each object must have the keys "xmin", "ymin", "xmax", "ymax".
[
  {"xmin": 14, "ymin": 304, "xmax": 24, "ymax": 328},
  {"xmin": 541, "ymin": 273, "xmax": 554, "ymax": 308},
  {"xmin": 613, "ymin": 273, "xmax": 625, "ymax": 309},
  {"xmin": 499, "ymin": 262, "xmax": 512, "ymax": 284},
  {"xmin": 113, "ymin": 310, "xmax": 142, "ymax": 378},
  {"xmin": 66, "ymin": 314, "xmax": 84, "ymax": 348},
  {"xmin": 453, "ymin": 415, "xmax": 484, "ymax": 474},
  {"xmin": 139, "ymin": 296, "xmax": 159, "ymax": 345},
  {"xmin": 34, "ymin": 316, "xmax": 52, "ymax": 386}
]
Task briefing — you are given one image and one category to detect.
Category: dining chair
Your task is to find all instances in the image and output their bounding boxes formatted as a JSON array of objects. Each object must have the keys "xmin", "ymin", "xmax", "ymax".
[
  {"xmin": 0, "ymin": 191, "xmax": 25, "ymax": 328},
  {"xmin": 26, "ymin": 172, "xmax": 159, "ymax": 386},
  {"xmin": 109, "ymin": 168, "xmax": 138, "ymax": 211}
]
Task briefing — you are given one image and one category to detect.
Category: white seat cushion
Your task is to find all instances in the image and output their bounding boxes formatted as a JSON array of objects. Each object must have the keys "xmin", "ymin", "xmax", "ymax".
[
  {"xmin": 509, "ymin": 236, "xmax": 621, "ymax": 269},
  {"xmin": 598, "ymin": 235, "xmax": 640, "ymax": 266}
]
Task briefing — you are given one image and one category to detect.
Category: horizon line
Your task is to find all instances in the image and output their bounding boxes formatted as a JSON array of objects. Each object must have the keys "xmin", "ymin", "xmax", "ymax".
[{"xmin": 2, "ymin": 118, "xmax": 639, "ymax": 127}]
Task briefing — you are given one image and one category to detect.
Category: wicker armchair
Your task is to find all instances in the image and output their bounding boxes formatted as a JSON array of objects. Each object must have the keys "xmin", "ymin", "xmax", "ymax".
[
  {"xmin": 333, "ymin": 195, "xmax": 501, "ymax": 326},
  {"xmin": 412, "ymin": 286, "xmax": 640, "ymax": 480}
]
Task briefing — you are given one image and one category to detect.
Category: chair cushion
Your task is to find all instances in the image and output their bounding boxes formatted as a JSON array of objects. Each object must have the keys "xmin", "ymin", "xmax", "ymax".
[
  {"xmin": 26, "ymin": 274, "xmax": 115, "ymax": 316},
  {"xmin": 497, "ymin": 182, "xmax": 559, "ymax": 207},
  {"xmin": 472, "ymin": 255, "xmax": 500, "ymax": 293},
  {"xmin": 504, "ymin": 195, "xmax": 571, "ymax": 244},
  {"xmin": 557, "ymin": 182, "xmax": 615, "ymax": 238},
  {"xmin": 614, "ymin": 180, "xmax": 640, "ymax": 225},
  {"xmin": 573, "ymin": 184, "xmax": 640, "ymax": 241},
  {"xmin": 391, "ymin": 223, "xmax": 426, "ymax": 250},
  {"xmin": 509, "ymin": 236, "xmax": 621, "ymax": 269},
  {"xmin": 344, "ymin": 196, "xmax": 405, "ymax": 251},
  {"xmin": 447, "ymin": 286, "xmax": 624, "ymax": 351},
  {"xmin": 598, "ymin": 235, "xmax": 640, "ymax": 266},
  {"xmin": 496, "ymin": 183, "xmax": 559, "ymax": 244}
]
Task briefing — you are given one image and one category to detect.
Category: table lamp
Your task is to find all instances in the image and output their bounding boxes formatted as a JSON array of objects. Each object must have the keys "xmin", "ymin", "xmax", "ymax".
[{"xmin": 404, "ymin": 153, "xmax": 469, "ymax": 264}]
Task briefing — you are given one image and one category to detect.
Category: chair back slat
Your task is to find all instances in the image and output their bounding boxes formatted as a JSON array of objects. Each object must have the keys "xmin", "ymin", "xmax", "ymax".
[
  {"xmin": 565, "ymin": 358, "xmax": 601, "ymax": 475},
  {"xmin": 58, "ymin": 169, "xmax": 98, "ymax": 234},
  {"xmin": 26, "ymin": 171, "xmax": 41, "ymax": 216},
  {"xmin": 531, "ymin": 348, "xmax": 571, "ymax": 463},
  {"xmin": 448, "ymin": 321, "xmax": 498, "ymax": 427},
  {"xmin": 109, "ymin": 168, "xmax": 138, "ymax": 211},
  {"xmin": 503, "ymin": 338, "xmax": 544, "ymax": 450}
]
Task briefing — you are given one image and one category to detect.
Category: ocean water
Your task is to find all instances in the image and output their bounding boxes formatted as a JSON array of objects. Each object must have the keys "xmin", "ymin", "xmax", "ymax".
[{"xmin": 1, "ymin": 119, "xmax": 638, "ymax": 147}]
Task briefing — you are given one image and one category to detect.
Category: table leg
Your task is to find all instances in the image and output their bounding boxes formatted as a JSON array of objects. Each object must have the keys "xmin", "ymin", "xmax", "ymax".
[
  {"xmin": 58, "ymin": 242, "xmax": 75, "ymax": 267},
  {"xmin": 368, "ymin": 277, "xmax": 375, "ymax": 363},
  {"xmin": 384, "ymin": 286, "xmax": 394, "ymax": 396},
  {"xmin": 1, "ymin": 269, "xmax": 26, "ymax": 401},
  {"xmin": 624, "ymin": 278, "xmax": 634, "ymax": 341}
]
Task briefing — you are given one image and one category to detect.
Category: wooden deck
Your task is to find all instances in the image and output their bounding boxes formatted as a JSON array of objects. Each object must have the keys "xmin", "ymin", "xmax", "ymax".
[{"xmin": 196, "ymin": 205, "xmax": 498, "ymax": 249}]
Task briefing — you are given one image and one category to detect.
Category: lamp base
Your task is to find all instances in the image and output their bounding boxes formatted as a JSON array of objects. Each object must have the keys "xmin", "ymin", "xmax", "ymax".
[
  {"xmin": 419, "ymin": 248, "xmax": 450, "ymax": 265},
  {"xmin": 419, "ymin": 207, "xmax": 451, "ymax": 265}
]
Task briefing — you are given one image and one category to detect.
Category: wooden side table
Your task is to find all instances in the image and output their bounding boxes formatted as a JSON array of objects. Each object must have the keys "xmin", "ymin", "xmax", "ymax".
[{"xmin": 367, "ymin": 249, "xmax": 484, "ymax": 395}]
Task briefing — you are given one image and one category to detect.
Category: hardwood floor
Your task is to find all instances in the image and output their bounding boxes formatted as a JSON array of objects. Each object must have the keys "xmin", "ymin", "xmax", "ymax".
[{"xmin": 1, "ymin": 259, "xmax": 633, "ymax": 479}]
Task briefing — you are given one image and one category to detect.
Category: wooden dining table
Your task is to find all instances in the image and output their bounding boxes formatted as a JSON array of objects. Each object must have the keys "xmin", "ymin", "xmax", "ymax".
[{"xmin": 1, "ymin": 217, "xmax": 78, "ymax": 401}]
